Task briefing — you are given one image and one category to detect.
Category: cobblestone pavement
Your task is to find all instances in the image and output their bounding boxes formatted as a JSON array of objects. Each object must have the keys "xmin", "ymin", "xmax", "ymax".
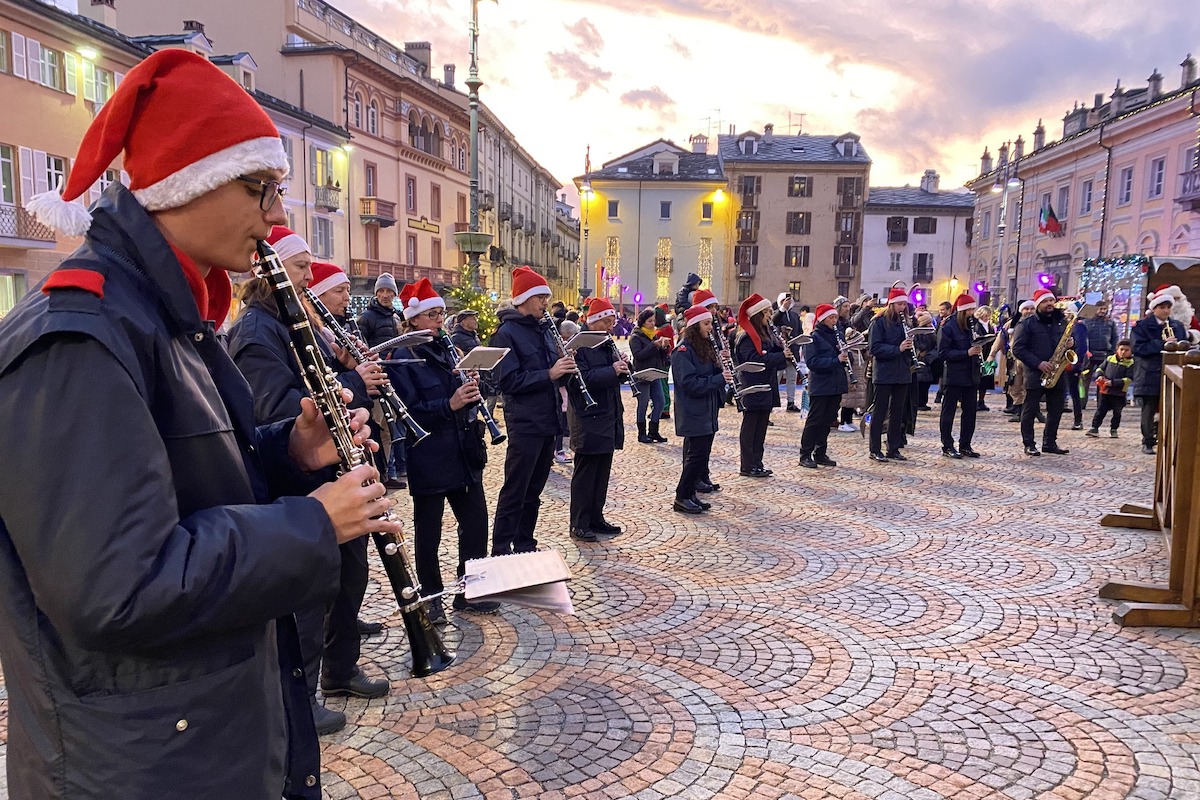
[{"xmin": 4, "ymin": 393, "xmax": 1200, "ymax": 800}]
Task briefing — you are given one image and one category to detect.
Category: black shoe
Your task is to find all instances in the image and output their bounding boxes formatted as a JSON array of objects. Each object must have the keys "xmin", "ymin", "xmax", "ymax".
[
  {"xmin": 694, "ymin": 480, "xmax": 716, "ymax": 493},
  {"xmin": 637, "ymin": 433, "xmax": 654, "ymax": 444},
  {"xmin": 321, "ymin": 667, "xmax": 390, "ymax": 699},
  {"xmin": 311, "ymin": 699, "xmax": 347, "ymax": 736},
  {"xmin": 786, "ymin": 403, "xmax": 801, "ymax": 412},
  {"xmin": 766, "ymin": 420, "xmax": 775, "ymax": 427},
  {"xmin": 1085, "ymin": 428, "xmax": 1099, "ymax": 438},
  {"xmin": 453, "ymin": 595, "xmax": 501, "ymax": 614},
  {"xmin": 426, "ymin": 597, "xmax": 447, "ymax": 625},
  {"xmin": 707, "ymin": 482, "xmax": 721, "ymax": 491},
  {"xmin": 1071, "ymin": 422, "xmax": 1084, "ymax": 431},
  {"xmin": 673, "ymin": 497, "xmax": 704, "ymax": 514},
  {"xmin": 593, "ymin": 519, "xmax": 623, "ymax": 535},
  {"xmin": 1036, "ymin": 413, "xmax": 1047, "ymax": 423},
  {"xmin": 798, "ymin": 455, "xmax": 818, "ymax": 469},
  {"xmin": 942, "ymin": 446, "xmax": 963, "ymax": 459},
  {"xmin": 571, "ymin": 527, "xmax": 599, "ymax": 542},
  {"xmin": 960, "ymin": 447, "xmax": 981, "ymax": 458},
  {"xmin": 739, "ymin": 468, "xmax": 771, "ymax": 478},
  {"xmin": 1042, "ymin": 444, "xmax": 1070, "ymax": 455},
  {"xmin": 758, "ymin": 466, "xmax": 774, "ymax": 475},
  {"xmin": 1025, "ymin": 445, "xmax": 1041, "ymax": 456},
  {"xmin": 357, "ymin": 619, "xmax": 383, "ymax": 637},
  {"xmin": 648, "ymin": 421, "xmax": 668, "ymax": 443},
  {"xmin": 869, "ymin": 451, "xmax": 889, "ymax": 462},
  {"xmin": 1142, "ymin": 445, "xmax": 1157, "ymax": 455},
  {"xmin": 977, "ymin": 404, "xmax": 989, "ymax": 411},
  {"xmin": 814, "ymin": 454, "xmax": 837, "ymax": 467},
  {"xmin": 885, "ymin": 451, "xmax": 907, "ymax": 461},
  {"xmin": 690, "ymin": 494, "xmax": 712, "ymax": 510},
  {"xmin": 384, "ymin": 476, "xmax": 407, "ymax": 490},
  {"xmin": 651, "ymin": 433, "xmax": 668, "ymax": 443},
  {"xmin": 917, "ymin": 405, "xmax": 933, "ymax": 412}
]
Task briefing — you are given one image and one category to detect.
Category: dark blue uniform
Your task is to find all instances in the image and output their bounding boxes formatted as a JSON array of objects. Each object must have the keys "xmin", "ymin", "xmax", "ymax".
[
  {"xmin": 800, "ymin": 323, "xmax": 848, "ymax": 463},
  {"xmin": 936, "ymin": 313, "xmax": 981, "ymax": 454},
  {"xmin": 1131, "ymin": 314, "xmax": 1188, "ymax": 448},
  {"xmin": 733, "ymin": 329, "xmax": 786, "ymax": 473},
  {"xmin": 1012, "ymin": 308, "xmax": 1071, "ymax": 451},
  {"xmin": 671, "ymin": 339, "xmax": 725, "ymax": 502},
  {"xmin": 867, "ymin": 312, "xmax": 912, "ymax": 456},
  {"xmin": 566, "ymin": 337, "xmax": 626, "ymax": 534}
]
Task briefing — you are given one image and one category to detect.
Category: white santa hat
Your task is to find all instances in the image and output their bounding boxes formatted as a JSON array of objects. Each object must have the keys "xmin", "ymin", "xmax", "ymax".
[{"xmin": 399, "ymin": 277, "xmax": 446, "ymax": 319}]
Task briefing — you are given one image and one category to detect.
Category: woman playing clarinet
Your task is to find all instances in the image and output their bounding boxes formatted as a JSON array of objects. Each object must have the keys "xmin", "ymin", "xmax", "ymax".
[
  {"xmin": 937, "ymin": 293, "xmax": 984, "ymax": 459},
  {"xmin": 733, "ymin": 294, "xmax": 786, "ymax": 477},
  {"xmin": 867, "ymin": 287, "xmax": 915, "ymax": 462}
]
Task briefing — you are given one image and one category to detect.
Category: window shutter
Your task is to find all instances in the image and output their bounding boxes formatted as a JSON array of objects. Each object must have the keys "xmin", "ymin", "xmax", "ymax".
[
  {"xmin": 18, "ymin": 146, "xmax": 34, "ymax": 203},
  {"xmin": 119, "ymin": 170, "xmax": 129, "ymax": 186},
  {"xmin": 12, "ymin": 33, "xmax": 26, "ymax": 78},
  {"xmin": 64, "ymin": 52, "xmax": 77, "ymax": 95},
  {"xmin": 309, "ymin": 145, "xmax": 317, "ymax": 185},
  {"xmin": 113, "ymin": 70, "xmax": 124, "ymax": 87},
  {"xmin": 33, "ymin": 151, "xmax": 49, "ymax": 195},
  {"xmin": 27, "ymin": 38, "xmax": 42, "ymax": 85},
  {"xmin": 83, "ymin": 61, "xmax": 96, "ymax": 102}
]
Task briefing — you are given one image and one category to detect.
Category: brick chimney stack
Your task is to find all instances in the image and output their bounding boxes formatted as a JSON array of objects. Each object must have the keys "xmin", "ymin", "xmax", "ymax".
[
  {"xmin": 443, "ymin": 64, "xmax": 455, "ymax": 88},
  {"xmin": 81, "ymin": 0, "xmax": 117, "ymax": 28}
]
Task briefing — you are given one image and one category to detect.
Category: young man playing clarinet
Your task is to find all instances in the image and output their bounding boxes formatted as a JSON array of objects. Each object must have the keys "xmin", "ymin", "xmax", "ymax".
[{"xmin": 489, "ymin": 267, "xmax": 577, "ymax": 554}]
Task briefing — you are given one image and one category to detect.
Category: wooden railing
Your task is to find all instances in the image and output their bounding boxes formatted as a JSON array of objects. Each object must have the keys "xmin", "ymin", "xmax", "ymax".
[{"xmin": 1099, "ymin": 346, "xmax": 1200, "ymax": 626}]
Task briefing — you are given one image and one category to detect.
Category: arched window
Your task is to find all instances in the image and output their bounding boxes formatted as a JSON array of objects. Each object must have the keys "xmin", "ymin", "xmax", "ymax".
[
  {"xmin": 420, "ymin": 119, "xmax": 432, "ymax": 155},
  {"xmin": 448, "ymin": 141, "xmax": 457, "ymax": 167},
  {"xmin": 459, "ymin": 145, "xmax": 466, "ymax": 171},
  {"xmin": 353, "ymin": 92, "xmax": 363, "ymax": 129},
  {"xmin": 430, "ymin": 122, "xmax": 443, "ymax": 158},
  {"xmin": 408, "ymin": 111, "xmax": 422, "ymax": 150},
  {"xmin": 367, "ymin": 100, "xmax": 378, "ymax": 135}
]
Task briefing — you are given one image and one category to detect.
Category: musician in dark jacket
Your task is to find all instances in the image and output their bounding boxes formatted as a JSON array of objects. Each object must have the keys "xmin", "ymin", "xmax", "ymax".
[
  {"xmin": 0, "ymin": 50, "xmax": 397, "ymax": 800},
  {"xmin": 1011, "ymin": 288, "xmax": 1072, "ymax": 456},
  {"xmin": 911, "ymin": 311, "xmax": 937, "ymax": 411},
  {"xmin": 1131, "ymin": 290, "xmax": 1189, "ymax": 454},
  {"xmin": 489, "ymin": 267, "xmax": 576, "ymax": 554},
  {"xmin": 630, "ymin": 307, "xmax": 671, "ymax": 443},
  {"xmin": 357, "ymin": 272, "xmax": 400, "ymax": 347},
  {"xmin": 772, "ymin": 292, "xmax": 805, "ymax": 411},
  {"xmin": 867, "ymin": 288, "xmax": 915, "ymax": 462},
  {"xmin": 566, "ymin": 299, "xmax": 628, "ymax": 542},
  {"xmin": 937, "ymin": 293, "xmax": 983, "ymax": 459},
  {"xmin": 799, "ymin": 303, "xmax": 849, "ymax": 468},
  {"xmin": 671, "ymin": 305, "xmax": 734, "ymax": 514},
  {"xmin": 734, "ymin": 294, "xmax": 787, "ymax": 477},
  {"xmin": 390, "ymin": 278, "xmax": 499, "ymax": 621}
]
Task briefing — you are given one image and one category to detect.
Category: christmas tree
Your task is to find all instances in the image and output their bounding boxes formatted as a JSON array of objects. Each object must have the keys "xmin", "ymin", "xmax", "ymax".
[{"xmin": 444, "ymin": 265, "xmax": 499, "ymax": 342}]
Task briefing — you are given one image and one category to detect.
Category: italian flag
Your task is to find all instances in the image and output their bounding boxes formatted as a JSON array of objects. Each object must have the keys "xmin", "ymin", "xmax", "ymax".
[{"xmin": 1039, "ymin": 204, "xmax": 1063, "ymax": 236}]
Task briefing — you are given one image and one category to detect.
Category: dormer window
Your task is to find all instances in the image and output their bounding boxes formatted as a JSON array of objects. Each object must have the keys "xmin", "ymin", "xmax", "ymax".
[
  {"xmin": 652, "ymin": 153, "xmax": 679, "ymax": 176},
  {"xmin": 739, "ymin": 137, "xmax": 759, "ymax": 156},
  {"xmin": 240, "ymin": 69, "xmax": 254, "ymax": 91}
]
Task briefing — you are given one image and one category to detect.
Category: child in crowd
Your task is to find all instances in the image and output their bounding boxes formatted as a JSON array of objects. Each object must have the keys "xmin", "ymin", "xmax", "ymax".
[{"xmin": 1086, "ymin": 339, "xmax": 1134, "ymax": 438}]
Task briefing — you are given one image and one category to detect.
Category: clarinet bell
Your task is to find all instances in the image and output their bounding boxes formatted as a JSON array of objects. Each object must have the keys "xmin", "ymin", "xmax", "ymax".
[{"xmin": 406, "ymin": 416, "xmax": 432, "ymax": 445}]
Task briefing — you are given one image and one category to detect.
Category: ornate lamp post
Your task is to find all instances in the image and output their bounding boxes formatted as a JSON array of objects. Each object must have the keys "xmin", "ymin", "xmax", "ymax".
[
  {"xmin": 579, "ymin": 176, "xmax": 592, "ymax": 300},
  {"xmin": 452, "ymin": 0, "xmax": 492, "ymax": 291}
]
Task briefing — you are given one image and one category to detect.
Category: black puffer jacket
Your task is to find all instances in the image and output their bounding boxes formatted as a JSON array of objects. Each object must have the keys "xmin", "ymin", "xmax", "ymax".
[
  {"xmin": 356, "ymin": 298, "xmax": 399, "ymax": 348},
  {"xmin": 1012, "ymin": 309, "xmax": 1069, "ymax": 387},
  {"xmin": 567, "ymin": 339, "xmax": 625, "ymax": 454},
  {"xmin": 804, "ymin": 323, "xmax": 849, "ymax": 397},
  {"xmin": 868, "ymin": 313, "xmax": 912, "ymax": 385},
  {"xmin": 671, "ymin": 340, "xmax": 725, "ymax": 437},
  {"xmin": 937, "ymin": 313, "xmax": 981, "ymax": 388},
  {"xmin": 489, "ymin": 306, "xmax": 561, "ymax": 437}
]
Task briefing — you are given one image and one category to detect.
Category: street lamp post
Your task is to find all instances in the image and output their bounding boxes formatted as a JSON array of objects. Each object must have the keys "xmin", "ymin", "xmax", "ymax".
[
  {"xmin": 580, "ymin": 178, "xmax": 592, "ymax": 300},
  {"xmin": 453, "ymin": 0, "xmax": 492, "ymax": 291}
]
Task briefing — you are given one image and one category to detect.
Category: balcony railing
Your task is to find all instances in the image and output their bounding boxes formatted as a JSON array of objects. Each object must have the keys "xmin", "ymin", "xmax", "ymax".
[
  {"xmin": 498, "ymin": 202, "xmax": 512, "ymax": 221},
  {"xmin": 478, "ymin": 190, "xmax": 495, "ymax": 211},
  {"xmin": 314, "ymin": 184, "xmax": 342, "ymax": 212},
  {"xmin": 737, "ymin": 228, "xmax": 759, "ymax": 244},
  {"xmin": 0, "ymin": 205, "xmax": 56, "ymax": 245},
  {"xmin": 835, "ymin": 263, "xmax": 856, "ymax": 279},
  {"xmin": 1178, "ymin": 166, "xmax": 1200, "ymax": 211},
  {"xmin": 887, "ymin": 230, "xmax": 908, "ymax": 244},
  {"xmin": 350, "ymin": 258, "xmax": 460, "ymax": 288},
  {"xmin": 358, "ymin": 197, "xmax": 397, "ymax": 227},
  {"xmin": 912, "ymin": 268, "xmax": 934, "ymax": 283},
  {"xmin": 512, "ymin": 211, "xmax": 525, "ymax": 228}
]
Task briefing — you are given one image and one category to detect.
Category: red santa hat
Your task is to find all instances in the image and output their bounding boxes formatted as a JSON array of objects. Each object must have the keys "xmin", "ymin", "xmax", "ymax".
[
  {"xmin": 692, "ymin": 289, "xmax": 719, "ymax": 308},
  {"xmin": 586, "ymin": 297, "xmax": 616, "ymax": 324},
  {"xmin": 28, "ymin": 49, "xmax": 288, "ymax": 236},
  {"xmin": 265, "ymin": 225, "xmax": 311, "ymax": 263},
  {"xmin": 953, "ymin": 292, "xmax": 977, "ymax": 313},
  {"xmin": 1032, "ymin": 287, "xmax": 1056, "ymax": 305},
  {"xmin": 815, "ymin": 303, "xmax": 838, "ymax": 323},
  {"xmin": 886, "ymin": 287, "xmax": 908, "ymax": 305},
  {"xmin": 683, "ymin": 304, "xmax": 712, "ymax": 327},
  {"xmin": 399, "ymin": 277, "xmax": 445, "ymax": 319},
  {"xmin": 1148, "ymin": 288, "xmax": 1176, "ymax": 308},
  {"xmin": 309, "ymin": 262, "xmax": 348, "ymax": 298},
  {"xmin": 511, "ymin": 266, "xmax": 551, "ymax": 305},
  {"xmin": 737, "ymin": 293, "xmax": 773, "ymax": 354}
]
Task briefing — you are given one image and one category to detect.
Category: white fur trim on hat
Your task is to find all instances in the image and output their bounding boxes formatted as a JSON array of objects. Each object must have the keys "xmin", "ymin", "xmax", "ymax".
[
  {"xmin": 748, "ymin": 297, "xmax": 772, "ymax": 318},
  {"xmin": 685, "ymin": 309, "xmax": 713, "ymax": 327},
  {"xmin": 1149, "ymin": 290, "xmax": 1175, "ymax": 308},
  {"xmin": 270, "ymin": 233, "xmax": 310, "ymax": 263},
  {"xmin": 816, "ymin": 306, "xmax": 838, "ymax": 323},
  {"xmin": 587, "ymin": 307, "xmax": 617, "ymax": 324},
  {"xmin": 402, "ymin": 294, "xmax": 446, "ymax": 320},
  {"xmin": 310, "ymin": 271, "xmax": 349, "ymax": 298},
  {"xmin": 131, "ymin": 136, "xmax": 289, "ymax": 212},
  {"xmin": 956, "ymin": 300, "xmax": 977, "ymax": 312},
  {"xmin": 512, "ymin": 283, "xmax": 552, "ymax": 306},
  {"xmin": 1019, "ymin": 300, "xmax": 1036, "ymax": 312}
]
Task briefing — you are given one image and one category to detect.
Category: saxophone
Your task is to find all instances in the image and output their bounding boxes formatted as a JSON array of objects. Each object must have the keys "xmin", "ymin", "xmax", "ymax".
[{"xmin": 1039, "ymin": 310, "xmax": 1078, "ymax": 389}]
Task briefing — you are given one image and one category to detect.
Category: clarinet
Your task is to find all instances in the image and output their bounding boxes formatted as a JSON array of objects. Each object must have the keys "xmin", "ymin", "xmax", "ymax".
[
  {"xmin": 710, "ymin": 327, "xmax": 745, "ymax": 413},
  {"xmin": 766, "ymin": 319, "xmax": 800, "ymax": 372},
  {"xmin": 606, "ymin": 334, "xmax": 640, "ymax": 397},
  {"xmin": 438, "ymin": 331, "xmax": 507, "ymax": 445},
  {"xmin": 257, "ymin": 241, "xmax": 454, "ymax": 678},
  {"xmin": 835, "ymin": 326, "xmax": 859, "ymax": 385},
  {"xmin": 303, "ymin": 289, "xmax": 431, "ymax": 446},
  {"xmin": 544, "ymin": 311, "xmax": 598, "ymax": 409}
]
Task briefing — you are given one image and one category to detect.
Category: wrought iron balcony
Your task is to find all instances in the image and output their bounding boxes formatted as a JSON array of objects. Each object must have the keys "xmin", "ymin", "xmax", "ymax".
[
  {"xmin": 1177, "ymin": 166, "xmax": 1200, "ymax": 211},
  {"xmin": 314, "ymin": 184, "xmax": 342, "ymax": 212},
  {"xmin": 887, "ymin": 230, "xmax": 908, "ymax": 244},
  {"xmin": 0, "ymin": 205, "xmax": 56, "ymax": 246}
]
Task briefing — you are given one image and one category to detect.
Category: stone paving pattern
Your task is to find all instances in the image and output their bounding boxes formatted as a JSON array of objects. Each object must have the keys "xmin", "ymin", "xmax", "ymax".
[{"xmin": 4, "ymin": 393, "xmax": 1200, "ymax": 799}]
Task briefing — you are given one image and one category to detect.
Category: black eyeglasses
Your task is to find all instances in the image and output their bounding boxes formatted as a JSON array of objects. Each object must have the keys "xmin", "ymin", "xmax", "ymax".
[{"xmin": 235, "ymin": 176, "xmax": 287, "ymax": 212}]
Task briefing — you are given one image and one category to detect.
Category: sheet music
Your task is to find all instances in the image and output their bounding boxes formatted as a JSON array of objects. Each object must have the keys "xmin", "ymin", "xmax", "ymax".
[{"xmin": 463, "ymin": 550, "xmax": 574, "ymax": 614}]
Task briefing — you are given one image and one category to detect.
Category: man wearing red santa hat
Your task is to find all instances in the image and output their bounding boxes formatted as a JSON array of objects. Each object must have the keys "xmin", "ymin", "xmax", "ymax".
[
  {"xmin": 1011, "ymin": 287, "xmax": 1072, "ymax": 456},
  {"xmin": 0, "ymin": 50, "xmax": 396, "ymax": 799}
]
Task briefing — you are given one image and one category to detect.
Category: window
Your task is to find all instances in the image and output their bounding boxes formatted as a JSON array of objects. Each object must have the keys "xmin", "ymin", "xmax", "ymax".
[
  {"xmin": 458, "ymin": 147, "xmax": 465, "ymax": 171},
  {"xmin": 309, "ymin": 146, "xmax": 333, "ymax": 186},
  {"xmin": 734, "ymin": 245, "xmax": 758, "ymax": 272},
  {"xmin": 1080, "ymin": 180, "xmax": 1093, "ymax": 214},
  {"xmin": 406, "ymin": 176, "xmax": 417, "ymax": 213},
  {"xmin": 1148, "ymin": 157, "xmax": 1165, "ymax": 199},
  {"xmin": 786, "ymin": 211, "xmax": 811, "ymax": 235},
  {"xmin": 738, "ymin": 175, "xmax": 761, "ymax": 195},
  {"xmin": 1040, "ymin": 191, "xmax": 1051, "ymax": 212},
  {"xmin": 367, "ymin": 100, "xmax": 378, "ymax": 135},
  {"xmin": 364, "ymin": 162, "xmax": 376, "ymax": 197},
  {"xmin": 430, "ymin": 184, "xmax": 441, "ymax": 220},
  {"xmin": 431, "ymin": 238, "xmax": 441, "ymax": 269},
  {"xmin": 406, "ymin": 233, "xmax": 417, "ymax": 265},
  {"xmin": 311, "ymin": 215, "xmax": 333, "ymax": 258},
  {"xmin": 0, "ymin": 30, "xmax": 7, "ymax": 74},
  {"xmin": 0, "ymin": 145, "xmax": 13, "ymax": 205},
  {"xmin": 607, "ymin": 199, "xmax": 619, "ymax": 218},
  {"xmin": 701, "ymin": 202, "xmax": 713, "ymax": 220},
  {"xmin": 1118, "ymin": 166, "xmax": 1134, "ymax": 205},
  {"xmin": 837, "ymin": 281, "xmax": 850, "ymax": 299},
  {"xmin": 659, "ymin": 201, "xmax": 671, "ymax": 220},
  {"xmin": 281, "ymin": 136, "xmax": 294, "ymax": 176},
  {"xmin": 1, "ymin": 272, "xmax": 28, "ymax": 318},
  {"xmin": 1057, "ymin": 186, "xmax": 1069, "ymax": 220},
  {"xmin": 365, "ymin": 225, "xmax": 378, "ymax": 260},
  {"xmin": 45, "ymin": 155, "xmax": 67, "ymax": 194},
  {"xmin": 353, "ymin": 92, "xmax": 363, "ymax": 129},
  {"xmin": 889, "ymin": 252, "xmax": 901, "ymax": 271},
  {"xmin": 784, "ymin": 245, "xmax": 810, "ymax": 268},
  {"xmin": 886, "ymin": 216, "xmax": 908, "ymax": 242},
  {"xmin": 84, "ymin": 60, "xmax": 117, "ymax": 103},
  {"xmin": 787, "ymin": 175, "xmax": 812, "ymax": 197},
  {"xmin": 912, "ymin": 252, "xmax": 934, "ymax": 282},
  {"xmin": 912, "ymin": 217, "xmax": 937, "ymax": 234},
  {"xmin": 1186, "ymin": 147, "xmax": 1198, "ymax": 173},
  {"xmin": 788, "ymin": 281, "xmax": 802, "ymax": 296},
  {"xmin": 982, "ymin": 209, "xmax": 991, "ymax": 239}
]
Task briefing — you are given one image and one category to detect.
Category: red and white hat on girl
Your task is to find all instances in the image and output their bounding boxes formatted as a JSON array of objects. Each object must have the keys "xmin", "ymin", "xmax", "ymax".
[
  {"xmin": 265, "ymin": 225, "xmax": 311, "ymax": 262},
  {"xmin": 309, "ymin": 262, "xmax": 348, "ymax": 298},
  {"xmin": 683, "ymin": 304, "xmax": 712, "ymax": 327},
  {"xmin": 28, "ymin": 49, "xmax": 289, "ymax": 235},
  {"xmin": 737, "ymin": 293, "xmax": 773, "ymax": 353},
  {"xmin": 511, "ymin": 266, "xmax": 552, "ymax": 305},
  {"xmin": 691, "ymin": 289, "xmax": 719, "ymax": 308},
  {"xmin": 815, "ymin": 303, "xmax": 838, "ymax": 323},
  {"xmin": 953, "ymin": 292, "xmax": 977, "ymax": 312},
  {"xmin": 886, "ymin": 287, "xmax": 908, "ymax": 305},
  {"xmin": 1032, "ymin": 287, "xmax": 1056, "ymax": 305},
  {"xmin": 399, "ymin": 277, "xmax": 445, "ymax": 319},
  {"xmin": 586, "ymin": 297, "xmax": 617, "ymax": 324}
]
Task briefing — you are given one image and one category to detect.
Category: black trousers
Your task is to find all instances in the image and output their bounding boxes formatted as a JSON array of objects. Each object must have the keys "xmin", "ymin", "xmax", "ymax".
[
  {"xmin": 739, "ymin": 409, "xmax": 771, "ymax": 471},
  {"xmin": 801, "ymin": 394, "xmax": 841, "ymax": 457},
  {"xmin": 297, "ymin": 537, "xmax": 368, "ymax": 692},
  {"xmin": 1139, "ymin": 395, "xmax": 1160, "ymax": 447},
  {"xmin": 570, "ymin": 451, "xmax": 614, "ymax": 530},
  {"xmin": 939, "ymin": 385, "xmax": 978, "ymax": 450},
  {"xmin": 413, "ymin": 481, "xmax": 489, "ymax": 595},
  {"xmin": 916, "ymin": 381, "xmax": 932, "ymax": 408},
  {"xmin": 1083, "ymin": 356, "xmax": 1108, "ymax": 410},
  {"xmin": 1065, "ymin": 370, "xmax": 1085, "ymax": 422},
  {"xmin": 677, "ymin": 434, "xmax": 714, "ymax": 500},
  {"xmin": 1091, "ymin": 393, "xmax": 1126, "ymax": 431},
  {"xmin": 1021, "ymin": 380, "xmax": 1066, "ymax": 447},
  {"xmin": 870, "ymin": 382, "xmax": 909, "ymax": 454},
  {"xmin": 492, "ymin": 434, "xmax": 557, "ymax": 555}
]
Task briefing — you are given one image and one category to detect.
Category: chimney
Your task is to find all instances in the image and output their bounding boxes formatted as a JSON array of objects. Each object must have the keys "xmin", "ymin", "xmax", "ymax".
[
  {"xmin": 183, "ymin": 19, "xmax": 205, "ymax": 35},
  {"xmin": 981, "ymin": 147, "xmax": 993, "ymax": 175},
  {"xmin": 689, "ymin": 133, "xmax": 709, "ymax": 154},
  {"xmin": 919, "ymin": 170, "xmax": 940, "ymax": 193},
  {"xmin": 1013, "ymin": 135, "xmax": 1025, "ymax": 160},
  {"xmin": 1148, "ymin": 68, "xmax": 1164, "ymax": 99},
  {"xmin": 997, "ymin": 141, "xmax": 1009, "ymax": 167},
  {"xmin": 404, "ymin": 41, "xmax": 432, "ymax": 75},
  {"xmin": 1111, "ymin": 80, "xmax": 1126, "ymax": 116},
  {"xmin": 763, "ymin": 123, "xmax": 774, "ymax": 144},
  {"xmin": 1033, "ymin": 119, "xmax": 1046, "ymax": 150},
  {"xmin": 443, "ymin": 63, "xmax": 455, "ymax": 88},
  {"xmin": 1183, "ymin": 54, "xmax": 1197, "ymax": 88},
  {"xmin": 1093, "ymin": 92, "xmax": 1104, "ymax": 109},
  {"xmin": 81, "ymin": 0, "xmax": 117, "ymax": 28}
]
